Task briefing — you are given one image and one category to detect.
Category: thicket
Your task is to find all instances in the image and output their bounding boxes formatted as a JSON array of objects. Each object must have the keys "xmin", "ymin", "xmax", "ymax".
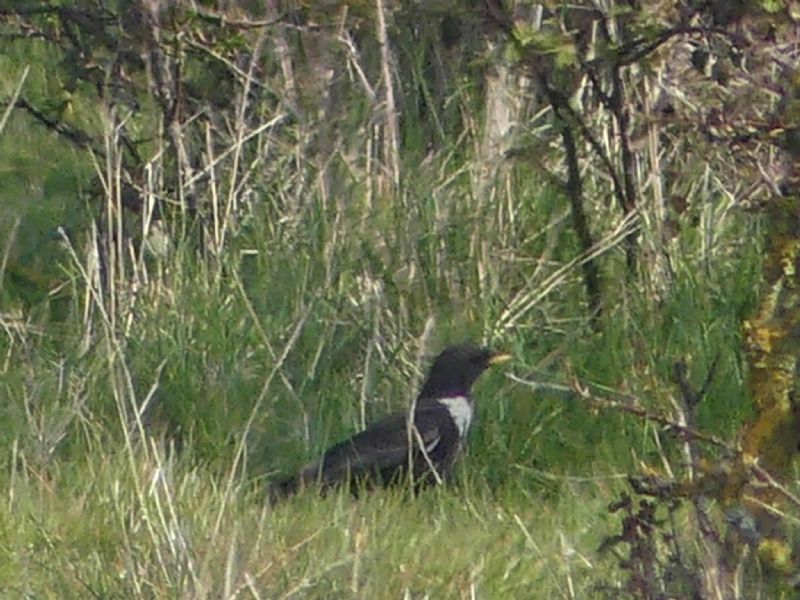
[{"xmin": 1, "ymin": 1, "xmax": 799, "ymax": 597}]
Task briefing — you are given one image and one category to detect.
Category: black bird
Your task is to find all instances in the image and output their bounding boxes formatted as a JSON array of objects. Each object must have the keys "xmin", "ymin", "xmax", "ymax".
[{"xmin": 270, "ymin": 343, "xmax": 510, "ymax": 499}]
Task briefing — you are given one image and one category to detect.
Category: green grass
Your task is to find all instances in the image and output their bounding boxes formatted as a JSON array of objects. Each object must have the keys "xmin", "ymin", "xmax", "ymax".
[
  {"xmin": 0, "ymin": 18, "xmax": 768, "ymax": 596},
  {"xmin": 0, "ymin": 178, "xmax": 761, "ymax": 596},
  {"xmin": 1, "ymin": 441, "xmax": 626, "ymax": 598}
]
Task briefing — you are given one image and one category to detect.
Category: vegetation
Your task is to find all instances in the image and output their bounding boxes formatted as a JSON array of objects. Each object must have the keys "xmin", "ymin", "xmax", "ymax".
[{"xmin": 0, "ymin": 1, "xmax": 798, "ymax": 597}]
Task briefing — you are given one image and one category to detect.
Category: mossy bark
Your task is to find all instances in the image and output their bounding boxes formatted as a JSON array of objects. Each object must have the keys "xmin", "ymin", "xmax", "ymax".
[{"xmin": 734, "ymin": 70, "xmax": 800, "ymax": 572}]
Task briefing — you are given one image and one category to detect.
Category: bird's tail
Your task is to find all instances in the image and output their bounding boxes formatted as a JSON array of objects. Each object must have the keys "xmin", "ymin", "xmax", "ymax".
[{"xmin": 268, "ymin": 474, "xmax": 301, "ymax": 504}]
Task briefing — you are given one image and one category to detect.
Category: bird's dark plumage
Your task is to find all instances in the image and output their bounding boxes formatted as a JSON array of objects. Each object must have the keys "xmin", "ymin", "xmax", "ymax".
[{"xmin": 270, "ymin": 343, "xmax": 510, "ymax": 499}]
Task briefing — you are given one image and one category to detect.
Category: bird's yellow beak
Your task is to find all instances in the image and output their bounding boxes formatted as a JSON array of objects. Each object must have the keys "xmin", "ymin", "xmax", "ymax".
[{"xmin": 488, "ymin": 352, "xmax": 512, "ymax": 365}]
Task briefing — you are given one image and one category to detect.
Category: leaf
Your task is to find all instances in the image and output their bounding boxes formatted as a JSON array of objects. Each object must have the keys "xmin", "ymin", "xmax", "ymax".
[{"xmin": 759, "ymin": 0, "xmax": 785, "ymax": 14}]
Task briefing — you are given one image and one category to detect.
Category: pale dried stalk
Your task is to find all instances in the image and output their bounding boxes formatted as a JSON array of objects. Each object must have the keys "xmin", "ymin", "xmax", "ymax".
[{"xmin": 375, "ymin": 0, "xmax": 400, "ymax": 190}]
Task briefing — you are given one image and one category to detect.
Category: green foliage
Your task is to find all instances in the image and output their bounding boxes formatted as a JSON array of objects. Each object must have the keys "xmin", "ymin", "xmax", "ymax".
[
  {"xmin": 0, "ymin": 140, "xmax": 763, "ymax": 594},
  {"xmin": 759, "ymin": 0, "xmax": 786, "ymax": 14},
  {"xmin": 511, "ymin": 26, "xmax": 578, "ymax": 69},
  {"xmin": 0, "ymin": 0, "xmax": 785, "ymax": 596}
]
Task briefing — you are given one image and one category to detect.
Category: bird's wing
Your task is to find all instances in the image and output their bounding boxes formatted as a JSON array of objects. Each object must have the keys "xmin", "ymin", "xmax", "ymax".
[{"xmin": 300, "ymin": 405, "xmax": 448, "ymax": 486}]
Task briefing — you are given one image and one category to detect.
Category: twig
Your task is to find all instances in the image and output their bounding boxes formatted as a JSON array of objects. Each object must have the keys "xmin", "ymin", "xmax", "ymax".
[
  {"xmin": 557, "ymin": 107, "xmax": 603, "ymax": 321},
  {"xmin": 507, "ymin": 373, "xmax": 738, "ymax": 453},
  {"xmin": 15, "ymin": 98, "xmax": 98, "ymax": 153},
  {"xmin": 189, "ymin": 7, "xmax": 287, "ymax": 30},
  {"xmin": 750, "ymin": 463, "xmax": 800, "ymax": 515},
  {"xmin": 573, "ymin": 379, "xmax": 736, "ymax": 452}
]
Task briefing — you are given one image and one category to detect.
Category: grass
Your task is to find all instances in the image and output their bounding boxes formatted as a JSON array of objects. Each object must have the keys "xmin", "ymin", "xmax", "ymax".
[
  {"xmin": 0, "ymin": 15, "xmax": 768, "ymax": 597},
  {"xmin": 0, "ymin": 184, "xmax": 761, "ymax": 596},
  {"xmin": 2, "ymin": 439, "xmax": 623, "ymax": 598}
]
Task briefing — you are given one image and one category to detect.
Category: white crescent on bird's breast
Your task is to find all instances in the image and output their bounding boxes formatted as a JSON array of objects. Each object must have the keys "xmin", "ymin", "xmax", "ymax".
[{"xmin": 438, "ymin": 396, "xmax": 473, "ymax": 437}]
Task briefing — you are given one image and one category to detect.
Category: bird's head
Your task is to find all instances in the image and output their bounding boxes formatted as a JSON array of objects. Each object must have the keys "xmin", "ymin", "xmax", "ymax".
[{"xmin": 418, "ymin": 343, "xmax": 511, "ymax": 399}]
